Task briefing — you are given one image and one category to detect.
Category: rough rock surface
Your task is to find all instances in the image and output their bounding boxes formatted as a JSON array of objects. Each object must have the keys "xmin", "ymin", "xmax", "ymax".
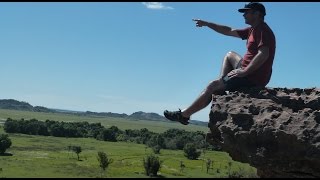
[{"xmin": 206, "ymin": 87, "xmax": 320, "ymax": 178}]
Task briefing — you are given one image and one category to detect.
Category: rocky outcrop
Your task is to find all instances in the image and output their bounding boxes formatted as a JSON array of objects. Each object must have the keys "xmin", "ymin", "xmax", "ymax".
[{"xmin": 206, "ymin": 87, "xmax": 320, "ymax": 178}]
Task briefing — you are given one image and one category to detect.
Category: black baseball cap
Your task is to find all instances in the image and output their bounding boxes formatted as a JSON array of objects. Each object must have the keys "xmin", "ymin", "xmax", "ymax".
[{"xmin": 238, "ymin": 2, "xmax": 266, "ymax": 16}]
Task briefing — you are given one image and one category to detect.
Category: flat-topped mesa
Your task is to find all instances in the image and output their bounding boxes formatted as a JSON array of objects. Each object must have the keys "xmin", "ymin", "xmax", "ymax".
[{"xmin": 206, "ymin": 87, "xmax": 320, "ymax": 178}]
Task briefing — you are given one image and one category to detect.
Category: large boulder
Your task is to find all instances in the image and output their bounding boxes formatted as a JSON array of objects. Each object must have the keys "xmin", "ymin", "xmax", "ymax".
[{"xmin": 206, "ymin": 87, "xmax": 320, "ymax": 178}]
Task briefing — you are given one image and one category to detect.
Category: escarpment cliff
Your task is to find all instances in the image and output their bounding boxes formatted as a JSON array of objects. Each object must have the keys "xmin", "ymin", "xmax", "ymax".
[{"xmin": 206, "ymin": 87, "xmax": 320, "ymax": 178}]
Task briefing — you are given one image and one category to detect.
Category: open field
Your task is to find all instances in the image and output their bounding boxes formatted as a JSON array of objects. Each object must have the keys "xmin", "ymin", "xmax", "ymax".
[
  {"xmin": 0, "ymin": 109, "xmax": 208, "ymax": 133},
  {"xmin": 0, "ymin": 126, "xmax": 257, "ymax": 178}
]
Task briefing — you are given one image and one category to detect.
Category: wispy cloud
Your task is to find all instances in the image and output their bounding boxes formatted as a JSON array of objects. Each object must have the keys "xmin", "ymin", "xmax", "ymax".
[{"xmin": 142, "ymin": 2, "xmax": 174, "ymax": 10}]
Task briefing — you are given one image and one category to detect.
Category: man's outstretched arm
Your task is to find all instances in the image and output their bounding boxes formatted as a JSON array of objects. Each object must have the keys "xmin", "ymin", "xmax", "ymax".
[{"xmin": 192, "ymin": 19, "xmax": 240, "ymax": 38}]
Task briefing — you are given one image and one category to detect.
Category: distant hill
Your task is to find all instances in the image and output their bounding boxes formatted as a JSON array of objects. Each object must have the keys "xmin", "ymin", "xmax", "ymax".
[
  {"xmin": 0, "ymin": 99, "xmax": 54, "ymax": 112},
  {"xmin": 85, "ymin": 111, "xmax": 128, "ymax": 118},
  {"xmin": 0, "ymin": 99, "xmax": 33, "ymax": 111},
  {"xmin": 0, "ymin": 99, "xmax": 208, "ymax": 126},
  {"xmin": 127, "ymin": 111, "xmax": 167, "ymax": 121}
]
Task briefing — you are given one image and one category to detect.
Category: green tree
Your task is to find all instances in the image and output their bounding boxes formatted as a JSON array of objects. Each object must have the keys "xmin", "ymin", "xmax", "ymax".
[
  {"xmin": 180, "ymin": 161, "xmax": 185, "ymax": 172},
  {"xmin": 97, "ymin": 151, "xmax": 113, "ymax": 177},
  {"xmin": 71, "ymin": 146, "xmax": 82, "ymax": 161},
  {"xmin": 147, "ymin": 134, "xmax": 165, "ymax": 154},
  {"xmin": 206, "ymin": 158, "xmax": 214, "ymax": 173},
  {"xmin": 0, "ymin": 134, "xmax": 12, "ymax": 154},
  {"xmin": 97, "ymin": 128, "xmax": 117, "ymax": 142},
  {"xmin": 143, "ymin": 154, "xmax": 162, "ymax": 177},
  {"xmin": 151, "ymin": 145, "xmax": 161, "ymax": 154},
  {"xmin": 4, "ymin": 118, "xmax": 19, "ymax": 133},
  {"xmin": 183, "ymin": 143, "xmax": 201, "ymax": 160}
]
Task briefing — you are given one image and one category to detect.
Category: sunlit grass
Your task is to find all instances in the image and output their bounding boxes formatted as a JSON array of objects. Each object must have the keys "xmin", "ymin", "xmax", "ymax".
[{"xmin": 0, "ymin": 126, "xmax": 257, "ymax": 178}]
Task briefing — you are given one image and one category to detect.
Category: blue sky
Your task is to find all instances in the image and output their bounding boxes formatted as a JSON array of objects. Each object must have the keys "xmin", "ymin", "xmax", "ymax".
[{"xmin": 0, "ymin": 2, "xmax": 319, "ymax": 122}]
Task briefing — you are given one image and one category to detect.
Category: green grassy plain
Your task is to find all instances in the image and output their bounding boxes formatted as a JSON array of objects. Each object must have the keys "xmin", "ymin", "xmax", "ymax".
[
  {"xmin": 0, "ymin": 109, "xmax": 257, "ymax": 178},
  {"xmin": 0, "ymin": 126, "xmax": 257, "ymax": 178}
]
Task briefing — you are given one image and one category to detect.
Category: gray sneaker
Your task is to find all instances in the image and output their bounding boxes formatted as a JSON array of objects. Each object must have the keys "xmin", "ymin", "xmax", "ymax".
[{"xmin": 163, "ymin": 109, "xmax": 190, "ymax": 125}]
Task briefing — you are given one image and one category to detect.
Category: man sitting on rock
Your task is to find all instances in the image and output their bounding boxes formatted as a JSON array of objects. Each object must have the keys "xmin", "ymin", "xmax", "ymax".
[{"xmin": 164, "ymin": 2, "xmax": 276, "ymax": 125}]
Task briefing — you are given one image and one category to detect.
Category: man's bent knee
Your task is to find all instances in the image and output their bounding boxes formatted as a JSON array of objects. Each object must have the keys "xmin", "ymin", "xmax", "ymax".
[
  {"xmin": 225, "ymin": 51, "xmax": 242, "ymax": 69},
  {"xmin": 225, "ymin": 51, "xmax": 236, "ymax": 59},
  {"xmin": 206, "ymin": 79, "xmax": 225, "ymax": 93}
]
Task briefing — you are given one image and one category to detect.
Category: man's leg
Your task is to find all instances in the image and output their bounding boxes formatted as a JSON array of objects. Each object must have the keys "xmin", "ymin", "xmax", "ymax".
[
  {"xmin": 181, "ymin": 78, "xmax": 226, "ymax": 118},
  {"xmin": 164, "ymin": 51, "xmax": 242, "ymax": 123},
  {"xmin": 163, "ymin": 78, "xmax": 226, "ymax": 124},
  {"xmin": 220, "ymin": 51, "xmax": 242, "ymax": 78},
  {"xmin": 181, "ymin": 51, "xmax": 243, "ymax": 118}
]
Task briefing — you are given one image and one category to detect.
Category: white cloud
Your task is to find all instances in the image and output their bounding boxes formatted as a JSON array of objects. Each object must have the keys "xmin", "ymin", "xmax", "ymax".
[{"xmin": 142, "ymin": 2, "xmax": 174, "ymax": 10}]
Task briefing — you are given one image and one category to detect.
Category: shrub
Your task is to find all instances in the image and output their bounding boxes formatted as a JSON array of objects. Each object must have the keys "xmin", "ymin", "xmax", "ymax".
[
  {"xmin": 143, "ymin": 154, "xmax": 162, "ymax": 177},
  {"xmin": 151, "ymin": 145, "xmax": 161, "ymax": 154},
  {"xmin": 97, "ymin": 151, "xmax": 113, "ymax": 177},
  {"xmin": 0, "ymin": 134, "xmax": 12, "ymax": 154},
  {"xmin": 183, "ymin": 143, "xmax": 201, "ymax": 160},
  {"xmin": 68, "ymin": 146, "xmax": 82, "ymax": 161}
]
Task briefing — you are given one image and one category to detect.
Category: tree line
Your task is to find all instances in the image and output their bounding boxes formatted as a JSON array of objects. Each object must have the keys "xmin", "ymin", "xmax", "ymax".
[{"xmin": 3, "ymin": 118, "xmax": 215, "ymax": 154}]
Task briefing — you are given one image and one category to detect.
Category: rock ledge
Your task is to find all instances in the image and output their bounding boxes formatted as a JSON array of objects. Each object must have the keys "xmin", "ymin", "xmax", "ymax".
[{"xmin": 206, "ymin": 87, "xmax": 320, "ymax": 178}]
